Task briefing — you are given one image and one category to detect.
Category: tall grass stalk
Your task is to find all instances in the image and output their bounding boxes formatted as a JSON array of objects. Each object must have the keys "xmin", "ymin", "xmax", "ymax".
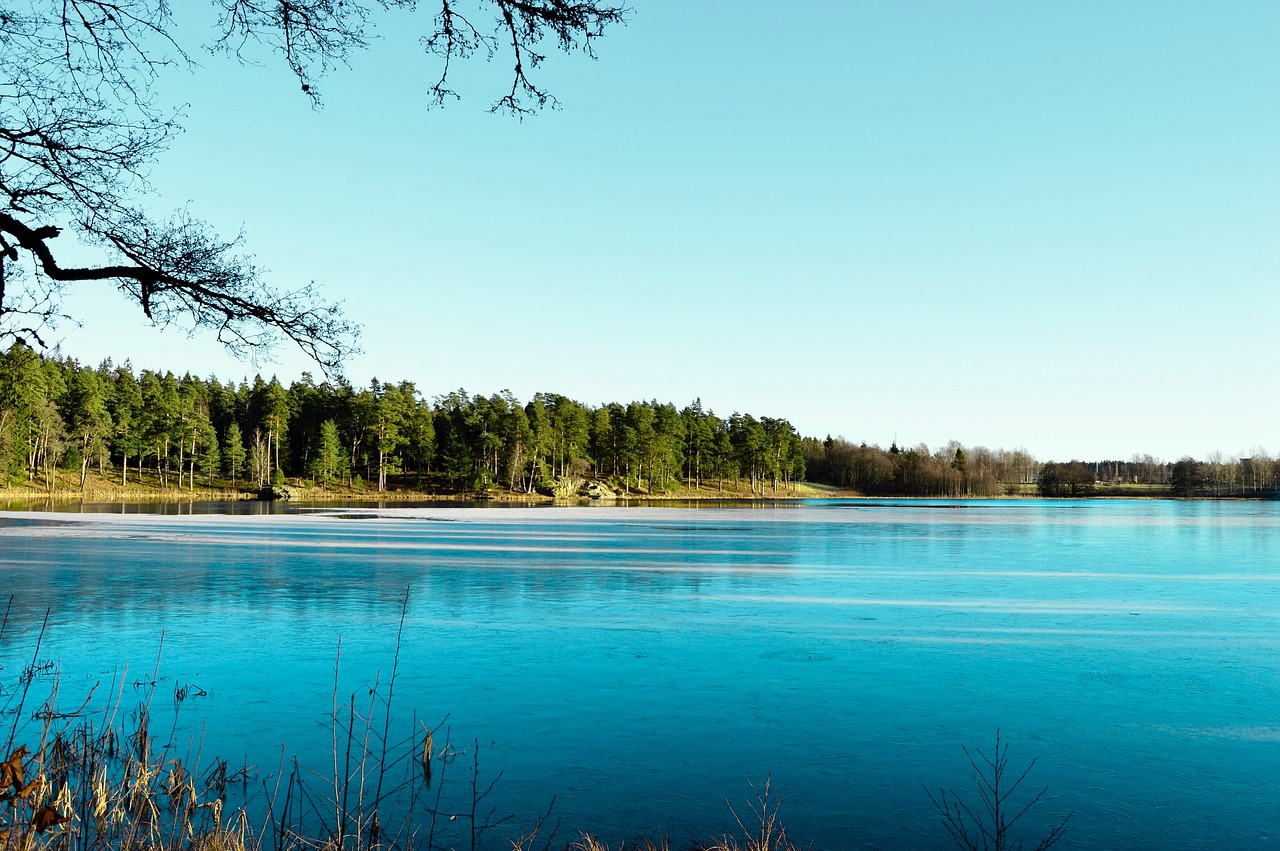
[
  {"xmin": 0, "ymin": 592, "xmax": 526, "ymax": 851},
  {"xmin": 2, "ymin": 596, "xmax": 1073, "ymax": 850}
]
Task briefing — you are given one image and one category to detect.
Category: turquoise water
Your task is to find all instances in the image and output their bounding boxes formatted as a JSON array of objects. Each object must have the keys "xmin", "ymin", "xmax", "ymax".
[{"xmin": 0, "ymin": 500, "xmax": 1277, "ymax": 848}]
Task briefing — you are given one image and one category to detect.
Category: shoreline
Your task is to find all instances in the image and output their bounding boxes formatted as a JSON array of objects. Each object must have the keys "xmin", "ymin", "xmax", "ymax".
[
  {"xmin": 0, "ymin": 488, "xmax": 1265, "ymax": 509},
  {"xmin": 2, "ymin": 473, "xmax": 1270, "ymax": 508},
  {"xmin": 0, "ymin": 471, "xmax": 855, "ymax": 506}
]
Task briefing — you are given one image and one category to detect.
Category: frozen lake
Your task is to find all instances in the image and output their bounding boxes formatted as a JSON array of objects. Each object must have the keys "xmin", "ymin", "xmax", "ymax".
[{"xmin": 0, "ymin": 499, "xmax": 1277, "ymax": 849}]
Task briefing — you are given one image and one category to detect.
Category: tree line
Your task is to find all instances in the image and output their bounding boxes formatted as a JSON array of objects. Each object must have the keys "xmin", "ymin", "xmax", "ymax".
[
  {"xmin": 803, "ymin": 439, "xmax": 1279, "ymax": 499},
  {"xmin": 802, "ymin": 437, "xmax": 1040, "ymax": 498},
  {"xmin": 2, "ymin": 345, "xmax": 1275, "ymax": 498},
  {"xmin": 0, "ymin": 345, "xmax": 805, "ymax": 496},
  {"xmin": 1036, "ymin": 455, "xmax": 1280, "ymax": 497}
]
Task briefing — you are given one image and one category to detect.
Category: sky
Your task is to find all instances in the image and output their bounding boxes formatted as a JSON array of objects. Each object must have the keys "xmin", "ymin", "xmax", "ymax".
[{"xmin": 44, "ymin": 1, "xmax": 1280, "ymax": 462}]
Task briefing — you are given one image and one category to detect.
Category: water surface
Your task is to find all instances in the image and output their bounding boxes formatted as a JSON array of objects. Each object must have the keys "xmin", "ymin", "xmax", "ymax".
[{"xmin": 0, "ymin": 500, "xmax": 1276, "ymax": 848}]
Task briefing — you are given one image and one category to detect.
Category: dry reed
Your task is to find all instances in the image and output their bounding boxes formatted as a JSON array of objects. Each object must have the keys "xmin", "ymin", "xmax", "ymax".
[{"xmin": 2, "ymin": 597, "xmax": 1069, "ymax": 851}]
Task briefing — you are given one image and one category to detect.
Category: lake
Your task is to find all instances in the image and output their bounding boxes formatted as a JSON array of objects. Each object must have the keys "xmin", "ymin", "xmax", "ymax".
[{"xmin": 0, "ymin": 499, "xmax": 1277, "ymax": 849}]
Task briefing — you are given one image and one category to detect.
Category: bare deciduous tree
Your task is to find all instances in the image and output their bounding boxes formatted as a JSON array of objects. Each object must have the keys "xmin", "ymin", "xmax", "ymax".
[
  {"xmin": 0, "ymin": 1, "xmax": 628, "ymax": 371},
  {"xmin": 927, "ymin": 730, "xmax": 1071, "ymax": 851}
]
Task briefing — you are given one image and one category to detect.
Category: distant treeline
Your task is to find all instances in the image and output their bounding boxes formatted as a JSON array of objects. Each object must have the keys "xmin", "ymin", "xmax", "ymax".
[
  {"xmin": 0, "ymin": 344, "xmax": 1275, "ymax": 497},
  {"xmin": 0, "ymin": 345, "xmax": 804, "ymax": 495},
  {"xmin": 803, "ymin": 438, "xmax": 1037, "ymax": 497}
]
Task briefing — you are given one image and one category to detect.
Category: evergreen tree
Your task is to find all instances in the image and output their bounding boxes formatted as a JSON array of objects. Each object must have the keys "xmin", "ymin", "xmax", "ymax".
[
  {"xmin": 308, "ymin": 419, "xmax": 344, "ymax": 486},
  {"xmin": 650, "ymin": 402, "xmax": 685, "ymax": 492},
  {"xmin": 435, "ymin": 389, "xmax": 475, "ymax": 487},
  {"xmin": 31, "ymin": 356, "xmax": 68, "ymax": 486},
  {"xmin": 525, "ymin": 393, "xmax": 553, "ymax": 487},
  {"xmin": 372, "ymin": 379, "xmax": 413, "ymax": 492},
  {"xmin": 63, "ymin": 364, "xmax": 113, "ymax": 490},
  {"xmin": 260, "ymin": 378, "xmax": 291, "ymax": 477},
  {"xmin": 405, "ymin": 398, "xmax": 437, "ymax": 483},
  {"xmin": 110, "ymin": 365, "xmax": 144, "ymax": 485},
  {"xmin": 589, "ymin": 406, "xmax": 614, "ymax": 478},
  {"xmin": 681, "ymin": 400, "xmax": 714, "ymax": 488},
  {"xmin": 0, "ymin": 343, "xmax": 44, "ymax": 480},
  {"xmin": 223, "ymin": 422, "xmax": 247, "ymax": 486},
  {"xmin": 498, "ymin": 395, "xmax": 532, "ymax": 491},
  {"xmin": 195, "ymin": 418, "xmax": 221, "ymax": 487}
]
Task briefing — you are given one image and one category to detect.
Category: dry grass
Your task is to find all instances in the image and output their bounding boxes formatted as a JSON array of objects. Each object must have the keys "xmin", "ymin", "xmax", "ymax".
[
  {"xmin": 0, "ymin": 595, "xmax": 496, "ymax": 851},
  {"xmin": 0, "ymin": 612, "xmax": 257, "ymax": 851},
  {"xmin": 1, "ymin": 640, "xmax": 812, "ymax": 851},
  {"xmin": 566, "ymin": 779, "xmax": 801, "ymax": 851},
  {"xmin": 2, "ymin": 601, "xmax": 1068, "ymax": 851},
  {"xmin": 0, "ymin": 467, "xmax": 851, "ymax": 507}
]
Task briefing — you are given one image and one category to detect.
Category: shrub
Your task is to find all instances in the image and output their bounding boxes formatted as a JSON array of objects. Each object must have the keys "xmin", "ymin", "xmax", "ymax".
[{"xmin": 927, "ymin": 729, "xmax": 1071, "ymax": 851}]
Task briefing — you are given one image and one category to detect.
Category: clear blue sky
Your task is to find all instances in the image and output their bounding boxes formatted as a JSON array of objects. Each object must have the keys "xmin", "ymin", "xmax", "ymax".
[{"xmin": 51, "ymin": 1, "xmax": 1279, "ymax": 462}]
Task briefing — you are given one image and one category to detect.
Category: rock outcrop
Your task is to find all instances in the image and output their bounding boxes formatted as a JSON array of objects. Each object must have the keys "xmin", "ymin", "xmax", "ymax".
[
  {"xmin": 258, "ymin": 484, "xmax": 297, "ymax": 501},
  {"xmin": 580, "ymin": 481, "xmax": 620, "ymax": 500}
]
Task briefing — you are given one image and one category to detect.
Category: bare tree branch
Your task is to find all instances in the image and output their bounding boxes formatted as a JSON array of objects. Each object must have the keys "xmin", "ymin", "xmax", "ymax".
[{"xmin": 0, "ymin": 0, "xmax": 628, "ymax": 372}]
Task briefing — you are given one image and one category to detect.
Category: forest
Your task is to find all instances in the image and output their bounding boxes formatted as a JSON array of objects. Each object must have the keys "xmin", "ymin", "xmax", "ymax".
[{"xmin": 0, "ymin": 344, "xmax": 1275, "ymax": 499}]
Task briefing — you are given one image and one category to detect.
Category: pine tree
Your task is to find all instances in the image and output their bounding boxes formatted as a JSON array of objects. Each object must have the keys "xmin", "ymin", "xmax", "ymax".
[
  {"xmin": 223, "ymin": 422, "xmax": 247, "ymax": 487},
  {"xmin": 309, "ymin": 419, "xmax": 344, "ymax": 486},
  {"xmin": 64, "ymin": 365, "xmax": 113, "ymax": 491}
]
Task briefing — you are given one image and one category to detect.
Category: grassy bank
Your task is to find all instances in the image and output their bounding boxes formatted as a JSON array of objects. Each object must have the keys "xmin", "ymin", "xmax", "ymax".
[
  {"xmin": 10, "ymin": 469, "xmax": 1222, "ymax": 508},
  {"xmin": 0, "ymin": 469, "xmax": 855, "ymax": 507}
]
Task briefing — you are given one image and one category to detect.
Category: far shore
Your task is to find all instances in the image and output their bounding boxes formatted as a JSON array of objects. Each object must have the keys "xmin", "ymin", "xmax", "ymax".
[
  {"xmin": 0, "ymin": 474, "xmax": 1266, "ymax": 508},
  {"xmin": 0, "ymin": 471, "xmax": 858, "ymax": 507}
]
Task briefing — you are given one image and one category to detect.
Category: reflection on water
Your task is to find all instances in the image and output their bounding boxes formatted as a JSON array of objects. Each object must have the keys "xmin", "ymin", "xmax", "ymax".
[
  {"xmin": 0, "ymin": 500, "xmax": 1277, "ymax": 850},
  {"xmin": 0, "ymin": 498, "xmax": 536, "ymax": 515}
]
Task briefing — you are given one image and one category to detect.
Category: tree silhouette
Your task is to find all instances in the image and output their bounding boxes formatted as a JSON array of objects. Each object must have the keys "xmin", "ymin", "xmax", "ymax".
[
  {"xmin": 1038, "ymin": 461, "xmax": 1095, "ymax": 497},
  {"xmin": 0, "ymin": 1, "xmax": 627, "ymax": 370},
  {"xmin": 1170, "ymin": 457, "xmax": 1206, "ymax": 497}
]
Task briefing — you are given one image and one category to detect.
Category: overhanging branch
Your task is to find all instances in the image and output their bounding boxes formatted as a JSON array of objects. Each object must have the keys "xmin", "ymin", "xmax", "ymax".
[{"xmin": 0, "ymin": 210, "xmax": 358, "ymax": 373}]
